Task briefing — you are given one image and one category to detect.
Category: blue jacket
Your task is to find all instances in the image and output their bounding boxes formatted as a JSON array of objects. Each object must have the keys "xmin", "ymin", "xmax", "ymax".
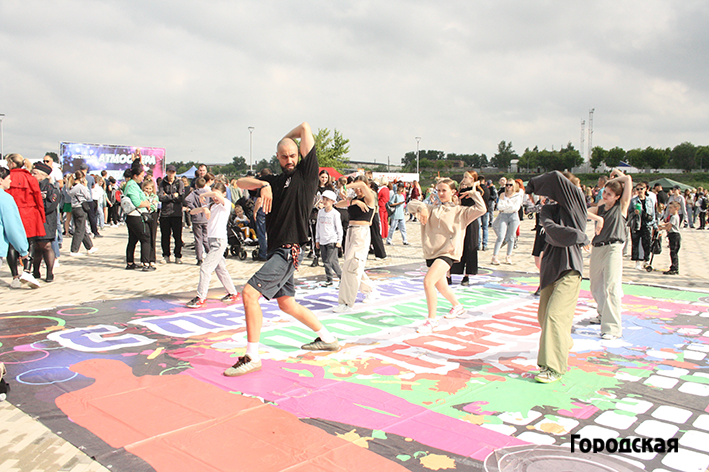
[{"xmin": 0, "ymin": 188, "xmax": 29, "ymax": 257}]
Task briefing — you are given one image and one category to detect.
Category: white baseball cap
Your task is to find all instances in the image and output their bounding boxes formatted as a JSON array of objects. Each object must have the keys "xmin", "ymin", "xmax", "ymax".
[{"xmin": 321, "ymin": 190, "xmax": 338, "ymax": 201}]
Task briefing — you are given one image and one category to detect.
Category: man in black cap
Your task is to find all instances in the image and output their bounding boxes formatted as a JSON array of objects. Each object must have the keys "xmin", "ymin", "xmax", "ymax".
[{"xmin": 158, "ymin": 164, "xmax": 185, "ymax": 263}]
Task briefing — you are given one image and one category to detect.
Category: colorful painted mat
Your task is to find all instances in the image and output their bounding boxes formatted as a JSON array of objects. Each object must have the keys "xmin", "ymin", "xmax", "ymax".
[{"xmin": 1, "ymin": 264, "xmax": 709, "ymax": 471}]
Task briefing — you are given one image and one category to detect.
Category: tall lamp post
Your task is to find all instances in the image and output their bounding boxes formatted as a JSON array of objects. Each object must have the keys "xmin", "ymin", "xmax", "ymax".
[
  {"xmin": 248, "ymin": 126, "xmax": 254, "ymax": 171},
  {"xmin": 0, "ymin": 114, "xmax": 5, "ymax": 159},
  {"xmin": 415, "ymin": 136, "xmax": 421, "ymax": 176}
]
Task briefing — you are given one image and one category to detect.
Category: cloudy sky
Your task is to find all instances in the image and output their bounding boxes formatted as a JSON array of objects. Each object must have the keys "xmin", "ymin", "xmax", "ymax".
[{"xmin": 1, "ymin": 0, "xmax": 707, "ymax": 167}]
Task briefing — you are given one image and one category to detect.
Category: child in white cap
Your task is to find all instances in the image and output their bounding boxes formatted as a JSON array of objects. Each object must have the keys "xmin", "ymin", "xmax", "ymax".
[{"xmin": 316, "ymin": 190, "xmax": 343, "ymax": 286}]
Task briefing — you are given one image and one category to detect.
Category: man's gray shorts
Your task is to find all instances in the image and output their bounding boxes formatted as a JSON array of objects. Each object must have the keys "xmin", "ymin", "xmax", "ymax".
[{"xmin": 247, "ymin": 246, "xmax": 302, "ymax": 300}]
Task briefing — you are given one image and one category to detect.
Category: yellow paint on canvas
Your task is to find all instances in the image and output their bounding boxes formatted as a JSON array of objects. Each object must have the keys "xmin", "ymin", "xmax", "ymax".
[{"xmin": 420, "ymin": 453, "xmax": 456, "ymax": 470}]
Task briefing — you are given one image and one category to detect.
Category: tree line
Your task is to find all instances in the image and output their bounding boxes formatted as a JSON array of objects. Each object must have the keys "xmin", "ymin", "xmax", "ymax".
[
  {"xmin": 402, "ymin": 140, "xmax": 583, "ymax": 173},
  {"xmin": 591, "ymin": 142, "xmax": 709, "ymax": 172}
]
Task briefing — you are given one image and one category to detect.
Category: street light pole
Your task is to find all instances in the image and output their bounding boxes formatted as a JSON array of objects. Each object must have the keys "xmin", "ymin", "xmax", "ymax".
[
  {"xmin": 248, "ymin": 126, "xmax": 254, "ymax": 172},
  {"xmin": 415, "ymin": 137, "xmax": 421, "ymax": 176},
  {"xmin": 0, "ymin": 114, "xmax": 5, "ymax": 159}
]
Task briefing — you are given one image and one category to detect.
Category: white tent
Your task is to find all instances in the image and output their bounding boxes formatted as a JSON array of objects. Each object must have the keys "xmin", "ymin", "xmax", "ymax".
[{"xmin": 176, "ymin": 165, "xmax": 197, "ymax": 179}]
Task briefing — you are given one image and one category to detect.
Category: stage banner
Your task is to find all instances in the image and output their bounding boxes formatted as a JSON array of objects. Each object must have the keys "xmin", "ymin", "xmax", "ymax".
[{"xmin": 60, "ymin": 142, "xmax": 166, "ymax": 181}]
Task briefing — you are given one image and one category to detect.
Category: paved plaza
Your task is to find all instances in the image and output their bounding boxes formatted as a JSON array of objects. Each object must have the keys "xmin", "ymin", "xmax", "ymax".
[{"xmin": 1, "ymin": 217, "xmax": 708, "ymax": 471}]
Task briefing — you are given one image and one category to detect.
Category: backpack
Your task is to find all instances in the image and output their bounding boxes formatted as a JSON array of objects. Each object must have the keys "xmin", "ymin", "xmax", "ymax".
[
  {"xmin": 701, "ymin": 197, "xmax": 708, "ymax": 211},
  {"xmin": 120, "ymin": 194, "xmax": 137, "ymax": 214}
]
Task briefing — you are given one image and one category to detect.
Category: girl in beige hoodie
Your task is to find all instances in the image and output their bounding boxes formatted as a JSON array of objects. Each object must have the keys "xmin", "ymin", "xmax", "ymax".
[{"xmin": 408, "ymin": 178, "xmax": 486, "ymax": 333}]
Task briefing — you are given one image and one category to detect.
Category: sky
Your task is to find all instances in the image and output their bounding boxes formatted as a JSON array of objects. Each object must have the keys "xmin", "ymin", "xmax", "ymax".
[{"xmin": 1, "ymin": 0, "xmax": 707, "ymax": 167}]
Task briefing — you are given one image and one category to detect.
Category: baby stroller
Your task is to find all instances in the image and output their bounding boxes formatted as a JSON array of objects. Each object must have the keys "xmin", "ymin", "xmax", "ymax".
[
  {"xmin": 645, "ymin": 228, "xmax": 663, "ymax": 272},
  {"xmin": 524, "ymin": 200, "xmax": 542, "ymax": 220},
  {"xmin": 226, "ymin": 215, "xmax": 248, "ymax": 260}
]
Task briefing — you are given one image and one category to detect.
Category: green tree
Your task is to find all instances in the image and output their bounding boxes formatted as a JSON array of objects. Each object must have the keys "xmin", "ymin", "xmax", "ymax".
[
  {"xmin": 314, "ymin": 128, "xmax": 350, "ymax": 171},
  {"xmin": 403, "ymin": 150, "xmax": 444, "ymax": 171},
  {"xmin": 490, "ymin": 141, "xmax": 518, "ymax": 169},
  {"xmin": 558, "ymin": 142, "xmax": 583, "ymax": 170},
  {"xmin": 626, "ymin": 148, "xmax": 645, "ymax": 169},
  {"xmin": 590, "ymin": 146, "xmax": 606, "ymax": 171},
  {"xmin": 605, "ymin": 147, "xmax": 626, "ymax": 168},
  {"xmin": 231, "ymin": 156, "xmax": 247, "ymax": 172},
  {"xmin": 642, "ymin": 147, "xmax": 668, "ymax": 171},
  {"xmin": 671, "ymin": 142, "xmax": 697, "ymax": 172},
  {"xmin": 695, "ymin": 145, "xmax": 709, "ymax": 170},
  {"xmin": 519, "ymin": 147, "xmax": 539, "ymax": 172}
]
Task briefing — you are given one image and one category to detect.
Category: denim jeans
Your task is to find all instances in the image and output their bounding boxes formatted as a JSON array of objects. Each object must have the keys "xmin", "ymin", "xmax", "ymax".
[
  {"xmin": 492, "ymin": 212, "xmax": 520, "ymax": 256},
  {"xmin": 478, "ymin": 212, "xmax": 489, "ymax": 248}
]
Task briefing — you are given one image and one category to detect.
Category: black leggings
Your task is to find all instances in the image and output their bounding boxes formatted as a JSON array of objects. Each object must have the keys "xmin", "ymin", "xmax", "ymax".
[
  {"xmin": 6, "ymin": 243, "xmax": 32, "ymax": 277},
  {"xmin": 32, "ymin": 240, "xmax": 56, "ymax": 279}
]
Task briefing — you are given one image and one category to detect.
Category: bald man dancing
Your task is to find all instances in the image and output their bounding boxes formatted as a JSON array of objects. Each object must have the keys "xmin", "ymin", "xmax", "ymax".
[{"xmin": 224, "ymin": 122, "xmax": 339, "ymax": 377}]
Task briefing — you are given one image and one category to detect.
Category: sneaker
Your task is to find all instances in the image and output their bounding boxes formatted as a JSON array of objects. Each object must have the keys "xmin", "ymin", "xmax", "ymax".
[
  {"xmin": 634, "ymin": 261, "xmax": 643, "ymax": 270},
  {"xmin": 10, "ymin": 278, "xmax": 21, "ymax": 289},
  {"xmin": 403, "ymin": 242, "xmax": 410, "ymax": 246},
  {"xmin": 663, "ymin": 269, "xmax": 678, "ymax": 275},
  {"xmin": 301, "ymin": 337, "xmax": 340, "ymax": 351},
  {"xmin": 386, "ymin": 241, "xmax": 392, "ymax": 245},
  {"xmin": 221, "ymin": 293, "xmax": 241, "ymax": 304},
  {"xmin": 175, "ymin": 257, "xmax": 183, "ymax": 264},
  {"xmin": 224, "ymin": 355, "xmax": 262, "ymax": 377},
  {"xmin": 69, "ymin": 252, "xmax": 85, "ymax": 257},
  {"xmin": 87, "ymin": 247, "xmax": 98, "ymax": 254},
  {"xmin": 20, "ymin": 272, "xmax": 41, "ymax": 289},
  {"xmin": 601, "ymin": 333, "xmax": 620, "ymax": 340},
  {"xmin": 53, "ymin": 259, "xmax": 60, "ymax": 269},
  {"xmin": 444, "ymin": 304, "xmax": 466, "ymax": 319},
  {"xmin": 460, "ymin": 276, "xmax": 470, "ymax": 286},
  {"xmin": 126, "ymin": 263, "xmax": 137, "ymax": 270},
  {"xmin": 504, "ymin": 256, "xmax": 512, "ymax": 264},
  {"xmin": 311, "ymin": 257, "xmax": 319, "ymax": 267},
  {"xmin": 491, "ymin": 256, "xmax": 500, "ymax": 265},
  {"xmin": 186, "ymin": 296, "xmax": 206, "ymax": 309},
  {"xmin": 196, "ymin": 260, "xmax": 203, "ymax": 266},
  {"xmin": 535, "ymin": 368, "xmax": 562, "ymax": 383},
  {"xmin": 417, "ymin": 318, "xmax": 439, "ymax": 334},
  {"xmin": 162, "ymin": 256, "xmax": 171, "ymax": 264},
  {"xmin": 333, "ymin": 304, "xmax": 352, "ymax": 313},
  {"xmin": 363, "ymin": 290, "xmax": 379, "ymax": 304},
  {"xmin": 589, "ymin": 315, "xmax": 601, "ymax": 325}
]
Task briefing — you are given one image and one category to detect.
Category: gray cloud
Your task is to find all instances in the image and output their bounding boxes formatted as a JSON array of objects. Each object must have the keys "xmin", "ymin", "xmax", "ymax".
[{"xmin": 1, "ymin": 0, "xmax": 707, "ymax": 166}]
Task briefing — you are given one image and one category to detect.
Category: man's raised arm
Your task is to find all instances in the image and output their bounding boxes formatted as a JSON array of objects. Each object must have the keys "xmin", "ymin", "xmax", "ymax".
[{"xmin": 283, "ymin": 122, "xmax": 314, "ymax": 157}]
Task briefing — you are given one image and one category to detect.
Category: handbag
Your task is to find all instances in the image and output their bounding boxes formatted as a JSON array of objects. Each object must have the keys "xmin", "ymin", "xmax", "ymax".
[{"xmin": 81, "ymin": 201, "xmax": 91, "ymax": 213}]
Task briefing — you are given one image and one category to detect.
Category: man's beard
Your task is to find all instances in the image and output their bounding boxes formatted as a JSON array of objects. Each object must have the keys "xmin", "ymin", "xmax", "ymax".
[{"xmin": 281, "ymin": 165, "xmax": 296, "ymax": 176}]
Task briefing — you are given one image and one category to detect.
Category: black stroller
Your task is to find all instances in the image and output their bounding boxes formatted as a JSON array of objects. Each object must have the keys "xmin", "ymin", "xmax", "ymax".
[
  {"xmin": 226, "ymin": 214, "xmax": 249, "ymax": 260},
  {"xmin": 645, "ymin": 228, "xmax": 663, "ymax": 272}
]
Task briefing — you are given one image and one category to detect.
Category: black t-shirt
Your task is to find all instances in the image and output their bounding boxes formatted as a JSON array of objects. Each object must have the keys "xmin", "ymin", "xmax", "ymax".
[{"xmin": 261, "ymin": 146, "xmax": 319, "ymax": 251}]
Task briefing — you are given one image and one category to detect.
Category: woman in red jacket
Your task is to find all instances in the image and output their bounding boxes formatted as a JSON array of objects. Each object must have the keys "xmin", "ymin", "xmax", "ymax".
[{"xmin": 5, "ymin": 154, "xmax": 45, "ymax": 288}]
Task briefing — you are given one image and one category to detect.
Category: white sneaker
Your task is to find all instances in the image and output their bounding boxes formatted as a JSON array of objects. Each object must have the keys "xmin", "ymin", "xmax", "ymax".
[
  {"xmin": 88, "ymin": 247, "xmax": 98, "ymax": 254},
  {"xmin": 53, "ymin": 259, "xmax": 60, "ymax": 269},
  {"xmin": 635, "ymin": 261, "xmax": 643, "ymax": 270},
  {"xmin": 10, "ymin": 278, "xmax": 21, "ymax": 289},
  {"xmin": 161, "ymin": 256, "xmax": 171, "ymax": 264},
  {"xmin": 444, "ymin": 304, "xmax": 466, "ymax": 319},
  {"xmin": 491, "ymin": 256, "xmax": 500, "ymax": 265},
  {"xmin": 362, "ymin": 290, "xmax": 379, "ymax": 304},
  {"xmin": 20, "ymin": 272, "xmax": 41, "ymax": 289},
  {"xmin": 69, "ymin": 252, "xmax": 85, "ymax": 257},
  {"xmin": 504, "ymin": 256, "xmax": 512, "ymax": 264},
  {"xmin": 417, "ymin": 318, "xmax": 439, "ymax": 334},
  {"xmin": 333, "ymin": 304, "xmax": 352, "ymax": 313}
]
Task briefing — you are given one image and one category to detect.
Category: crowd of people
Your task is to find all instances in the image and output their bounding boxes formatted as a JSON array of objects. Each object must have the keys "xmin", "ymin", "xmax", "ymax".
[{"xmin": 0, "ymin": 126, "xmax": 693, "ymax": 384}]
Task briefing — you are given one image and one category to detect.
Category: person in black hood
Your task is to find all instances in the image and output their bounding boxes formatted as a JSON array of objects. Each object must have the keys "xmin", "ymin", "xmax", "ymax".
[{"xmin": 525, "ymin": 171, "xmax": 589, "ymax": 384}]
